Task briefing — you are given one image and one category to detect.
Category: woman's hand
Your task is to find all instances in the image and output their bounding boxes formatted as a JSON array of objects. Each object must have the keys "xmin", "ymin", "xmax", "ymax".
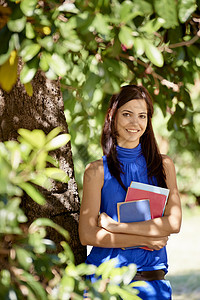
[
  {"xmin": 98, "ymin": 212, "xmax": 169, "ymax": 250},
  {"xmin": 146, "ymin": 236, "xmax": 169, "ymax": 251},
  {"xmin": 98, "ymin": 212, "xmax": 118, "ymax": 232}
]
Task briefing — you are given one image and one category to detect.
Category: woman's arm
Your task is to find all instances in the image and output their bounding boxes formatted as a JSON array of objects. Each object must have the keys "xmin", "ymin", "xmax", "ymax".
[
  {"xmin": 98, "ymin": 156, "xmax": 182, "ymax": 238},
  {"xmin": 78, "ymin": 160, "xmax": 168, "ymax": 250}
]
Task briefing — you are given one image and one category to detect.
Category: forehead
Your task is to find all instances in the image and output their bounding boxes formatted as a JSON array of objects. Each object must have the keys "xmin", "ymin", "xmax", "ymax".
[{"xmin": 118, "ymin": 99, "xmax": 147, "ymax": 112}]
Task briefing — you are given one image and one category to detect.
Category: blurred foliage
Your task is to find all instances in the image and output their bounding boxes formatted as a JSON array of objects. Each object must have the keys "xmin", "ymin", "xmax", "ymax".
[
  {"xmin": 0, "ymin": 128, "xmax": 143, "ymax": 299},
  {"xmin": 0, "ymin": 2, "xmax": 199, "ymax": 296},
  {"xmin": 0, "ymin": 0, "xmax": 199, "ymax": 128},
  {"xmin": 153, "ymin": 81, "xmax": 200, "ymax": 206}
]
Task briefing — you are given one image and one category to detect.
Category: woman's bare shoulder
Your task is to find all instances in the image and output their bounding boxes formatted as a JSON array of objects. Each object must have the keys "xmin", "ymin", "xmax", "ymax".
[
  {"xmin": 161, "ymin": 154, "xmax": 174, "ymax": 165},
  {"xmin": 161, "ymin": 154, "xmax": 176, "ymax": 173},
  {"xmin": 84, "ymin": 158, "xmax": 104, "ymax": 182}
]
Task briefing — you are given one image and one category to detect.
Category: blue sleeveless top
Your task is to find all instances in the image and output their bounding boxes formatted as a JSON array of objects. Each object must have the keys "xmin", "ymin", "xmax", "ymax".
[{"xmin": 86, "ymin": 144, "xmax": 168, "ymax": 274}]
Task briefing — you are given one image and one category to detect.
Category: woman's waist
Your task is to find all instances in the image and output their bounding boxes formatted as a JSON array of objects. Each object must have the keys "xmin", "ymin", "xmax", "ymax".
[{"xmin": 86, "ymin": 246, "xmax": 168, "ymax": 267}]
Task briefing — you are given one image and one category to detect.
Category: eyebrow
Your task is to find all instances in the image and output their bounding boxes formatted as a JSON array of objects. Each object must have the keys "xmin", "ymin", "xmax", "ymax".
[{"xmin": 121, "ymin": 109, "xmax": 147, "ymax": 114}]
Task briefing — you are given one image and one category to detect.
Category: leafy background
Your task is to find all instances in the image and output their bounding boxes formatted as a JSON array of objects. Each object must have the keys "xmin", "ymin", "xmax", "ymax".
[{"xmin": 0, "ymin": 0, "xmax": 200, "ymax": 299}]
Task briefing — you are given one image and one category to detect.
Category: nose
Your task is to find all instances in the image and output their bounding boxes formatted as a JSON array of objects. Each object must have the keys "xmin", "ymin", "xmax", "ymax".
[{"xmin": 129, "ymin": 115, "xmax": 138, "ymax": 126}]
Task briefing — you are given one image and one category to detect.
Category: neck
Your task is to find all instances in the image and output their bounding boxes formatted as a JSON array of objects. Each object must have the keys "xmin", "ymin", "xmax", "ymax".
[{"xmin": 117, "ymin": 141, "xmax": 140, "ymax": 149}]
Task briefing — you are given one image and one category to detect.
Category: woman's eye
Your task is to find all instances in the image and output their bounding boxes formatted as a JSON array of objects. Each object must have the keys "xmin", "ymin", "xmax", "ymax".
[
  {"xmin": 139, "ymin": 114, "xmax": 147, "ymax": 119},
  {"xmin": 122, "ymin": 113, "xmax": 130, "ymax": 117}
]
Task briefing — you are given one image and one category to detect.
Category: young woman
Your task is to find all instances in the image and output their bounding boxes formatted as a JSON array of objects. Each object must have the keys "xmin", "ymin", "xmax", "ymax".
[{"xmin": 79, "ymin": 85, "xmax": 182, "ymax": 300}]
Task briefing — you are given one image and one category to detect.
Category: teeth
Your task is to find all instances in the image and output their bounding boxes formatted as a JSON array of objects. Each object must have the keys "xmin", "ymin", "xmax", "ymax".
[{"xmin": 127, "ymin": 129, "xmax": 138, "ymax": 133}]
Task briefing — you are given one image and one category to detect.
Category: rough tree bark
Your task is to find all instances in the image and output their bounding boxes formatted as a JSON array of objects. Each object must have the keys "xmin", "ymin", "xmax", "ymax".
[{"xmin": 0, "ymin": 66, "xmax": 87, "ymax": 265}]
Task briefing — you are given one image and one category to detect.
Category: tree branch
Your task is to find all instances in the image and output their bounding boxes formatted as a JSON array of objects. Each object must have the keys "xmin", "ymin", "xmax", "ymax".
[
  {"xmin": 169, "ymin": 34, "xmax": 200, "ymax": 49},
  {"xmin": 119, "ymin": 53, "xmax": 181, "ymax": 92}
]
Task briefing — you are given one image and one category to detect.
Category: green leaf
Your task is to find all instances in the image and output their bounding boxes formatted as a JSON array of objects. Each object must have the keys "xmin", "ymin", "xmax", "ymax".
[
  {"xmin": 74, "ymin": 11, "xmax": 95, "ymax": 34},
  {"xmin": 32, "ymin": 130, "xmax": 46, "ymax": 148},
  {"xmin": 122, "ymin": 264, "xmax": 137, "ymax": 285},
  {"xmin": 0, "ymin": 198, "xmax": 27, "ymax": 234},
  {"xmin": 95, "ymin": 259, "xmax": 117, "ymax": 279},
  {"xmin": 24, "ymin": 81, "xmax": 33, "ymax": 96},
  {"xmin": 75, "ymin": 263, "xmax": 96, "ymax": 276},
  {"xmin": 10, "ymin": 148, "xmax": 21, "ymax": 170},
  {"xmin": 134, "ymin": 37, "xmax": 145, "ymax": 56},
  {"xmin": 46, "ymin": 155, "xmax": 59, "ymax": 167},
  {"xmin": 0, "ymin": 50, "xmax": 18, "ymax": 92},
  {"xmin": 119, "ymin": 26, "xmax": 135, "ymax": 49},
  {"xmin": 38, "ymin": 36, "xmax": 54, "ymax": 51},
  {"xmin": 59, "ymin": 241, "xmax": 75, "ymax": 264},
  {"xmin": 20, "ymin": 57, "xmax": 39, "ymax": 83},
  {"xmin": 7, "ymin": 15, "xmax": 26, "ymax": 33},
  {"xmin": 82, "ymin": 72, "xmax": 100, "ymax": 99},
  {"xmin": 119, "ymin": 0, "xmax": 153, "ymax": 22},
  {"xmin": 130, "ymin": 280, "xmax": 147, "ymax": 287},
  {"xmin": 154, "ymin": 0, "xmax": 179, "ymax": 28},
  {"xmin": 45, "ymin": 68, "xmax": 57, "ymax": 80},
  {"xmin": 107, "ymin": 284, "xmax": 139, "ymax": 299},
  {"xmin": 20, "ymin": 43, "xmax": 41, "ymax": 62},
  {"xmin": 119, "ymin": 1, "xmax": 135, "ymax": 22},
  {"xmin": 140, "ymin": 18, "xmax": 165, "ymax": 34},
  {"xmin": 49, "ymin": 54, "xmax": 69, "ymax": 77},
  {"xmin": 58, "ymin": 2, "xmax": 79, "ymax": 13},
  {"xmin": 35, "ymin": 150, "xmax": 48, "ymax": 170},
  {"xmin": 58, "ymin": 22, "xmax": 75, "ymax": 39},
  {"xmin": 20, "ymin": 0, "xmax": 37, "ymax": 17},
  {"xmin": 57, "ymin": 39, "xmax": 82, "ymax": 53},
  {"xmin": 18, "ymin": 129, "xmax": 46, "ymax": 148},
  {"xmin": 0, "ymin": 270, "xmax": 11, "ymax": 286},
  {"xmin": 178, "ymin": 0, "xmax": 197, "ymax": 22},
  {"xmin": 135, "ymin": 0, "xmax": 153, "ymax": 15},
  {"xmin": 25, "ymin": 22, "xmax": 35, "ymax": 39},
  {"xmin": 59, "ymin": 275, "xmax": 75, "ymax": 295},
  {"xmin": 30, "ymin": 173, "xmax": 52, "ymax": 189},
  {"xmin": 167, "ymin": 116, "xmax": 176, "ymax": 131},
  {"xmin": 144, "ymin": 40, "xmax": 164, "ymax": 67},
  {"xmin": 20, "ymin": 271, "xmax": 48, "ymax": 300},
  {"xmin": 43, "ymin": 168, "xmax": 69, "ymax": 183},
  {"xmin": 15, "ymin": 247, "xmax": 33, "ymax": 270},
  {"xmin": 93, "ymin": 13, "xmax": 109, "ymax": 35},
  {"xmin": 46, "ymin": 127, "xmax": 62, "ymax": 142},
  {"xmin": 39, "ymin": 52, "xmax": 51, "ymax": 72},
  {"xmin": 45, "ymin": 134, "xmax": 71, "ymax": 151},
  {"xmin": 18, "ymin": 182, "xmax": 46, "ymax": 205},
  {"xmin": 65, "ymin": 264, "xmax": 78, "ymax": 277},
  {"xmin": 32, "ymin": 218, "xmax": 69, "ymax": 240}
]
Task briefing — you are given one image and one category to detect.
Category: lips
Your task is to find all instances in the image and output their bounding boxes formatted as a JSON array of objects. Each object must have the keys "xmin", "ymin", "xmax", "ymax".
[{"xmin": 126, "ymin": 129, "xmax": 139, "ymax": 133}]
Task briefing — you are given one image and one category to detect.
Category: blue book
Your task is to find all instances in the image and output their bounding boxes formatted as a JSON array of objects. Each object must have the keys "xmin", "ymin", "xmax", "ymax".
[
  {"xmin": 117, "ymin": 199, "xmax": 151, "ymax": 223},
  {"xmin": 117, "ymin": 199, "xmax": 151, "ymax": 250}
]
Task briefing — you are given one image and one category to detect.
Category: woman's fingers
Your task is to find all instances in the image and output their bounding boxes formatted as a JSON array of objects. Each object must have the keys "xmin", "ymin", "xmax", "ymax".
[{"xmin": 148, "ymin": 236, "xmax": 169, "ymax": 250}]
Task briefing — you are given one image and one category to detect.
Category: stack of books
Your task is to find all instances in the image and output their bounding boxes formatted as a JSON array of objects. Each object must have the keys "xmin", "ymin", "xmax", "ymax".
[{"xmin": 117, "ymin": 181, "xmax": 169, "ymax": 250}]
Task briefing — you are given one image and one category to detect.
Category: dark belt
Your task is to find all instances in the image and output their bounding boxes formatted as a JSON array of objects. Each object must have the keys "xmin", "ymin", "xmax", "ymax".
[{"xmin": 133, "ymin": 269, "xmax": 165, "ymax": 281}]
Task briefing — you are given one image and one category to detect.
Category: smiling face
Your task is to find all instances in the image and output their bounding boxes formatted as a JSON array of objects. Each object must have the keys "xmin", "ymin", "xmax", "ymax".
[{"xmin": 115, "ymin": 99, "xmax": 148, "ymax": 148}]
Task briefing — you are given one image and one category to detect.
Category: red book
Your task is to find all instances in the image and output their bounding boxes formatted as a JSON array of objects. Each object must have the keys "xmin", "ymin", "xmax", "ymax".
[{"xmin": 125, "ymin": 187, "xmax": 168, "ymax": 219}]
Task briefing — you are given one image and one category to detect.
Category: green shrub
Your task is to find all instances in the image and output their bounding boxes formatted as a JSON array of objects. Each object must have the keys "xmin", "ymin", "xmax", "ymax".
[{"xmin": 0, "ymin": 128, "xmax": 142, "ymax": 299}]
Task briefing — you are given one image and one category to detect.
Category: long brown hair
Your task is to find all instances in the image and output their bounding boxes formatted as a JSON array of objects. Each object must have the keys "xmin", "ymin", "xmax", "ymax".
[{"xmin": 101, "ymin": 85, "xmax": 167, "ymax": 190}]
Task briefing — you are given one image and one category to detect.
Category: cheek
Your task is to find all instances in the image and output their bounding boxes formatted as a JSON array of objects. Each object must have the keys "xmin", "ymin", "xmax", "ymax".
[
  {"xmin": 142, "ymin": 120, "xmax": 148, "ymax": 131},
  {"xmin": 139, "ymin": 119, "xmax": 147, "ymax": 130},
  {"xmin": 115, "ymin": 115, "xmax": 124, "ymax": 130}
]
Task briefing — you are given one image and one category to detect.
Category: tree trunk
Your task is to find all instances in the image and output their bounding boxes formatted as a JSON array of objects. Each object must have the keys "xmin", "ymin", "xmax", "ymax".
[{"xmin": 0, "ymin": 67, "xmax": 87, "ymax": 265}]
